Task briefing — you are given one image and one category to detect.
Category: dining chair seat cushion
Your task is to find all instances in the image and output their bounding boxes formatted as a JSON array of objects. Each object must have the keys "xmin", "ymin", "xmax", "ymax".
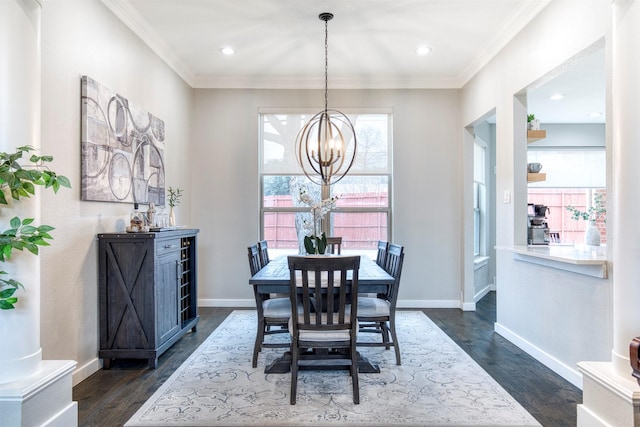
[
  {"xmin": 289, "ymin": 312, "xmax": 357, "ymax": 342},
  {"xmin": 357, "ymin": 297, "xmax": 391, "ymax": 317},
  {"xmin": 263, "ymin": 297, "xmax": 291, "ymax": 318}
]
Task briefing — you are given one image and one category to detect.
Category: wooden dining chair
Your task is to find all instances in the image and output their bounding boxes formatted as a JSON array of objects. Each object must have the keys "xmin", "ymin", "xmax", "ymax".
[
  {"xmin": 376, "ymin": 240, "xmax": 388, "ymax": 267},
  {"xmin": 248, "ymin": 244, "xmax": 290, "ymax": 368},
  {"xmin": 287, "ymin": 255, "xmax": 361, "ymax": 405},
  {"xmin": 258, "ymin": 240, "xmax": 270, "ymax": 267},
  {"xmin": 325, "ymin": 236, "xmax": 342, "ymax": 254},
  {"xmin": 357, "ymin": 243, "xmax": 404, "ymax": 365}
]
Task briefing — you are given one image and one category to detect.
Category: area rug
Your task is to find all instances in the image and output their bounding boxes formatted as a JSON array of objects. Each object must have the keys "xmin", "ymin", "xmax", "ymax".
[{"xmin": 125, "ymin": 311, "xmax": 540, "ymax": 427}]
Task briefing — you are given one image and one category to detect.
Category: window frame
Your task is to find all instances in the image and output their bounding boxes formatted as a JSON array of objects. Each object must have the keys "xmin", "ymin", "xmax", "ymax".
[
  {"xmin": 473, "ymin": 137, "xmax": 488, "ymax": 259},
  {"xmin": 259, "ymin": 109, "xmax": 393, "ymax": 254}
]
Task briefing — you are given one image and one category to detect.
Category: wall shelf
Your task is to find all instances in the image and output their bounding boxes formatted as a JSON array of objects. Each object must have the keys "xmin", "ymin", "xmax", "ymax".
[
  {"xmin": 528, "ymin": 172, "xmax": 546, "ymax": 182},
  {"xmin": 528, "ymin": 129, "xmax": 546, "ymax": 182},
  {"xmin": 527, "ymin": 129, "xmax": 546, "ymax": 143}
]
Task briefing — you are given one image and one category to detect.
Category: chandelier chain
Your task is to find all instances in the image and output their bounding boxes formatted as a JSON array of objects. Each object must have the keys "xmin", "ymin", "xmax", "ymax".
[{"xmin": 324, "ymin": 16, "xmax": 328, "ymax": 113}]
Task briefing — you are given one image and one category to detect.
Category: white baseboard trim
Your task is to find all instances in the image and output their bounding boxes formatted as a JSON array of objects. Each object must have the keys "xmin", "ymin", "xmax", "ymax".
[
  {"xmin": 199, "ymin": 299, "xmax": 255, "ymax": 308},
  {"xmin": 474, "ymin": 285, "xmax": 491, "ymax": 303},
  {"xmin": 461, "ymin": 301, "xmax": 477, "ymax": 311},
  {"xmin": 72, "ymin": 357, "xmax": 101, "ymax": 387},
  {"xmin": 495, "ymin": 321, "xmax": 583, "ymax": 389},
  {"xmin": 397, "ymin": 299, "xmax": 460, "ymax": 309}
]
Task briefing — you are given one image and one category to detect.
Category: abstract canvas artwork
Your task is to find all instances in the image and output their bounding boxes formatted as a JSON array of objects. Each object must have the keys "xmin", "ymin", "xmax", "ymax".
[{"xmin": 81, "ymin": 76, "xmax": 165, "ymax": 205}]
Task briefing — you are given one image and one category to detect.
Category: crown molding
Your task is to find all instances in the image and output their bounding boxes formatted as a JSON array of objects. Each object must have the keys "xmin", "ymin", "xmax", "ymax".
[
  {"xmin": 191, "ymin": 75, "xmax": 461, "ymax": 90},
  {"xmin": 458, "ymin": 0, "xmax": 552, "ymax": 86},
  {"xmin": 100, "ymin": 0, "xmax": 195, "ymax": 86}
]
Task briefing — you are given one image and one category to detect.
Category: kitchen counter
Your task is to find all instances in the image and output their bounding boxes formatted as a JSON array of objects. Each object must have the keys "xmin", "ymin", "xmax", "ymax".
[{"xmin": 496, "ymin": 244, "xmax": 608, "ymax": 278}]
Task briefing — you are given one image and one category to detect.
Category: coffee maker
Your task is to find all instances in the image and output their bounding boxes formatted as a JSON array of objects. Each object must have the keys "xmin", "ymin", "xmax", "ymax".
[{"xmin": 528, "ymin": 204, "xmax": 550, "ymax": 245}]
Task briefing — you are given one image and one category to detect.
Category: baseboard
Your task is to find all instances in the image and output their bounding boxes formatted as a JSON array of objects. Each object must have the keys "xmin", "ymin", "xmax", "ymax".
[
  {"xmin": 72, "ymin": 357, "xmax": 101, "ymax": 387},
  {"xmin": 198, "ymin": 299, "xmax": 255, "ymax": 308},
  {"xmin": 461, "ymin": 301, "xmax": 476, "ymax": 311},
  {"xmin": 474, "ymin": 285, "xmax": 491, "ymax": 303},
  {"xmin": 397, "ymin": 299, "xmax": 460, "ymax": 309},
  {"xmin": 494, "ymin": 321, "xmax": 583, "ymax": 389},
  {"xmin": 576, "ymin": 404, "xmax": 608, "ymax": 426}
]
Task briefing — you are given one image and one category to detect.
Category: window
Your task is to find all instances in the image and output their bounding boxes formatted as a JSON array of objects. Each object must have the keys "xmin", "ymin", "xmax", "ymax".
[
  {"xmin": 527, "ymin": 148, "xmax": 606, "ymax": 244},
  {"xmin": 474, "ymin": 138, "xmax": 487, "ymax": 257},
  {"xmin": 260, "ymin": 110, "xmax": 391, "ymax": 257}
]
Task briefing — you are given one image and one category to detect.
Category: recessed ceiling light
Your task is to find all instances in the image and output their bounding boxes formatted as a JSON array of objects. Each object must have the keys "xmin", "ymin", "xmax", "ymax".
[
  {"xmin": 416, "ymin": 46, "xmax": 432, "ymax": 55},
  {"xmin": 549, "ymin": 93, "xmax": 565, "ymax": 100},
  {"xmin": 220, "ymin": 47, "xmax": 235, "ymax": 55}
]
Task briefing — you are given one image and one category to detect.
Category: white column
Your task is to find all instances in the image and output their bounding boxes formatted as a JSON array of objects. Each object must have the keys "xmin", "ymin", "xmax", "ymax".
[
  {"xmin": 0, "ymin": 2, "xmax": 77, "ymax": 424},
  {"xmin": 0, "ymin": 0, "xmax": 43, "ymax": 384},
  {"xmin": 611, "ymin": 0, "xmax": 640, "ymax": 381},
  {"xmin": 578, "ymin": 1, "xmax": 640, "ymax": 425}
]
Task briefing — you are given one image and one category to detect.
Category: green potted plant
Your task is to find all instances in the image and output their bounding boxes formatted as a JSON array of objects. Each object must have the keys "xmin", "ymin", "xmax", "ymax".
[
  {"xmin": 167, "ymin": 186, "xmax": 182, "ymax": 226},
  {"xmin": 566, "ymin": 192, "xmax": 606, "ymax": 222},
  {"xmin": 566, "ymin": 192, "xmax": 606, "ymax": 246},
  {"xmin": 0, "ymin": 146, "xmax": 70, "ymax": 309}
]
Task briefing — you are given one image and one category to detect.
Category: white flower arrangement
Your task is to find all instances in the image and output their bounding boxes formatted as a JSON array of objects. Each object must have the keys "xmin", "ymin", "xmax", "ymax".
[
  {"xmin": 298, "ymin": 187, "xmax": 339, "ymax": 254},
  {"xmin": 299, "ymin": 188, "xmax": 338, "ymax": 236}
]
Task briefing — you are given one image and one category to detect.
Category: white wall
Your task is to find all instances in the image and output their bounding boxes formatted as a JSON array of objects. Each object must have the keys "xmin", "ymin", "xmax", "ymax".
[
  {"xmin": 462, "ymin": 1, "xmax": 612, "ymax": 387},
  {"xmin": 39, "ymin": 0, "xmax": 193, "ymax": 384},
  {"xmin": 530, "ymin": 123, "xmax": 605, "ymax": 148},
  {"xmin": 191, "ymin": 88, "xmax": 463, "ymax": 308}
]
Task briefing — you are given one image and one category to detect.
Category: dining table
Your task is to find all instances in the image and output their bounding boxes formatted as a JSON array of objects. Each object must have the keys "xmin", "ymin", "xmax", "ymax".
[{"xmin": 249, "ymin": 254, "xmax": 395, "ymax": 374}]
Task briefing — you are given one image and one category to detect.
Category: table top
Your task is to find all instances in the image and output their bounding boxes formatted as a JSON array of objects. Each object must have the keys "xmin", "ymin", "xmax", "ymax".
[{"xmin": 249, "ymin": 255, "xmax": 394, "ymax": 288}]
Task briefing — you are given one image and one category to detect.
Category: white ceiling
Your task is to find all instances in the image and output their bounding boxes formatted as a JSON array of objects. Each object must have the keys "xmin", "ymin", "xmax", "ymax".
[
  {"xmin": 527, "ymin": 45, "xmax": 605, "ymax": 124},
  {"xmin": 101, "ymin": 0, "xmax": 604, "ymax": 123}
]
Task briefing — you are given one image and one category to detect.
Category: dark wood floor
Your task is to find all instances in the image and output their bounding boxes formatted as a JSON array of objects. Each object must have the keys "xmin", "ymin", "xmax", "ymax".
[
  {"xmin": 74, "ymin": 292, "xmax": 581, "ymax": 426},
  {"xmin": 424, "ymin": 292, "xmax": 581, "ymax": 427}
]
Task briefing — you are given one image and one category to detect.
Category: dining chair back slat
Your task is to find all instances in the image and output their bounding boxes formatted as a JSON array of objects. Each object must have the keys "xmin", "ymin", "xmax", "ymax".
[
  {"xmin": 248, "ymin": 244, "xmax": 262, "ymax": 276},
  {"xmin": 384, "ymin": 243, "xmax": 405, "ymax": 299},
  {"xmin": 325, "ymin": 236, "xmax": 342, "ymax": 255},
  {"xmin": 258, "ymin": 240, "xmax": 270, "ymax": 267},
  {"xmin": 376, "ymin": 240, "xmax": 388, "ymax": 267}
]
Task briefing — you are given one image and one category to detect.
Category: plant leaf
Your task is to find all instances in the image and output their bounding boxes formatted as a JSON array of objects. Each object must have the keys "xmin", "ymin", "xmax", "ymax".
[
  {"xmin": 0, "ymin": 300, "xmax": 16, "ymax": 310},
  {"xmin": 0, "ymin": 287, "xmax": 17, "ymax": 298},
  {"xmin": 38, "ymin": 225, "xmax": 55, "ymax": 233},
  {"xmin": 57, "ymin": 175, "xmax": 71, "ymax": 188},
  {"xmin": 10, "ymin": 217, "xmax": 20, "ymax": 229},
  {"xmin": 304, "ymin": 236, "xmax": 315, "ymax": 254}
]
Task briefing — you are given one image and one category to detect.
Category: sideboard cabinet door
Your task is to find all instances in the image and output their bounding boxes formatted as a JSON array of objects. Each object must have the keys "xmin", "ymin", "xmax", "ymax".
[
  {"xmin": 156, "ymin": 249, "xmax": 181, "ymax": 346},
  {"xmin": 98, "ymin": 229, "xmax": 199, "ymax": 369}
]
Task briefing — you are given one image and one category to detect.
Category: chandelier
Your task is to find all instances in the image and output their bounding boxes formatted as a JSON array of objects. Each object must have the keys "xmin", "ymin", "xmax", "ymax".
[{"xmin": 295, "ymin": 12, "xmax": 357, "ymax": 186}]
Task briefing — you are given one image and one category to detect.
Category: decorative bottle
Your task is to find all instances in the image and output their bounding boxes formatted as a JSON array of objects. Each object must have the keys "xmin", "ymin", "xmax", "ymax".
[
  {"xmin": 130, "ymin": 203, "xmax": 144, "ymax": 232},
  {"xmin": 146, "ymin": 202, "xmax": 156, "ymax": 228}
]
